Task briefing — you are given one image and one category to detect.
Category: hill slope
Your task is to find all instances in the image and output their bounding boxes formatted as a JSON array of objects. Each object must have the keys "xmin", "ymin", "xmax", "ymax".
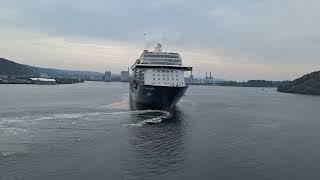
[
  {"xmin": 0, "ymin": 58, "xmax": 103, "ymax": 79},
  {"xmin": 278, "ymin": 71, "xmax": 320, "ymax": 95},
  {"xmin": 0, "ymin": 58, "xmax": 40, "ymax": 76}
]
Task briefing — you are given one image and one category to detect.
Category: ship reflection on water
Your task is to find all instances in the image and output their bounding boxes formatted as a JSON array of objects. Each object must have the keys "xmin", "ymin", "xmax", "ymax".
[{"xmin": 124, "ymin": 107, "xmax": 189, "ymax": 179}]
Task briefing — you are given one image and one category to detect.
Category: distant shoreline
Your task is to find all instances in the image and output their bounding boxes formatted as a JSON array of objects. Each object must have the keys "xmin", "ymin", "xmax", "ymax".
[{"xmin": 0, "ymin": 77, "xmax": 84, "ymax": 85}]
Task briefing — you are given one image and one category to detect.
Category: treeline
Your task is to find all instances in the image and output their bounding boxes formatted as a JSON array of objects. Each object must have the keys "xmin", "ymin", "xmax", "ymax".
[{"xmin": 218, "ymin": 80, "xmax": 288, "ymax": 87}]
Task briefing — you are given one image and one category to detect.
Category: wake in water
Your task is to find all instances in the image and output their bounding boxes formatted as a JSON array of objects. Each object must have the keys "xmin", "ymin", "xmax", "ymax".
[
  {"xmin": 0, "ymin": 110, "xmax": 170, "ymax": 124},
  {"xmin": 96, "ymin": 94, "xmax": 172, "ymax": 126},
  {"xmin": 125, "ymin": 110, "xmax": 172, "ymax": 127},
  {"xmin": 0, "ymin": 92, "xmax": 173, "ymax": 136},
  {"xmin": 0, "ymin": 109, "xmax": 172, "ymax": 135}
]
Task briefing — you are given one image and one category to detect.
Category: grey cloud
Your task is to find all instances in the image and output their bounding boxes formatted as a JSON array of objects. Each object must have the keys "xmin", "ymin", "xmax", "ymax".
[{"xmin": 1, "ymin": 0, "xmax": 320, "ymax": 65}]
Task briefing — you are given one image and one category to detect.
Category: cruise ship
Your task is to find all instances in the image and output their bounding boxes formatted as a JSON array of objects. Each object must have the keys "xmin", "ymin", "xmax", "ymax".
[{"xmin": 129, "ymin": 43, "xmax": 193, "ymax": 110}]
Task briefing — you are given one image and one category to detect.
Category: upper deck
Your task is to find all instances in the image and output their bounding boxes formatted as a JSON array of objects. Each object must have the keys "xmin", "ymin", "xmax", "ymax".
[
  {"xmin": 138, "ymin": 43, "xmax": 182, "ymax": 66},
  {"xmin": 140, "ymin": 52, "xmax": 182, "ymax": 65},
  {"xmin": 131, "ymin": 64, "xmax": 192, "ymax": 71}
]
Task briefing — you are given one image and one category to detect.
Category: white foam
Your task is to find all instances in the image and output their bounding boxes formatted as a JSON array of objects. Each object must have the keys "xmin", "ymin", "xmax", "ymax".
[
  {"xmin": 126, "ymin": 110, "xmax": 172, "ymax": 127},
  {"xmin": 0, "ymin": 112, "xmax": 105, "ymax": 124},
  {"xmin": 0, "ymin": 109, "xmax": 172, "ymax": 131},
  {"xmin": 115, "ymin": 109, "xmax": 169, "ymax": 115},
  {"xmin": 0, "ymin": 127, "xmax": 28, "ymax": 136},
  {"xmin": 0, "ymin": 151, "xmax": 16, "ymax": 157}
]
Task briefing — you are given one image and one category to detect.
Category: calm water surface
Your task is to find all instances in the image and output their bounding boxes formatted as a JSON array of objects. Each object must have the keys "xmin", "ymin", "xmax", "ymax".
[{"xmin": 1, "ymin": 82, "xmax": 320, "ymax": 180}]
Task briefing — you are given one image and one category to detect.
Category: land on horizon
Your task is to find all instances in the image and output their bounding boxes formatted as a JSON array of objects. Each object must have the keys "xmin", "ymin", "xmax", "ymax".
[{"xmin": 1, "ymin": 57, "xmax": 320, "ymax": 95}]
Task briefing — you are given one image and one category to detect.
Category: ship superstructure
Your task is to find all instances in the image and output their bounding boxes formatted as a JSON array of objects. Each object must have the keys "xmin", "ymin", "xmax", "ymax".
[{"xmin": 129, "ymin": 43, "xmax": 192, "ymax": 110}]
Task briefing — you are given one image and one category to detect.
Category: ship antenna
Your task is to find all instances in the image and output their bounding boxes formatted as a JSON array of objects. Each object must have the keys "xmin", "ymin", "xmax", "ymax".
[{"xmin": 143, "ymin": 33, "xmax": 148, "ymax": 49}]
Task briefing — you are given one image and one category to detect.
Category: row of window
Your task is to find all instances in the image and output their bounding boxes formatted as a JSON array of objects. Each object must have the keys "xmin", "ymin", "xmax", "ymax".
[
  {"xmin": 153, "ymin": 78, "xmax": 180, "ymax": 81},
  {"xmin": 153, "ymin": 74, "xmax": 179, "ymax": 77},
  {"xmin": 153, "ymin": 70, "xmax": 179, "ymax": 73},
  {"xmin": 143, "ymin": 54, "xmax": 179, "ymax": 58},
  {"xmin": 142, "ymin": 62, "xmax": 181, "ymax": 65},
  {"xmin": 143, "ymin": 58, "xmax": 181, "ymax": 62},
  {"xmin": 151, "ymin": 82, "xmax": 183, "ymax": 86},
  {"xmin": 142, "ymin": 62, "xmax": 180, "ymax": 65}
]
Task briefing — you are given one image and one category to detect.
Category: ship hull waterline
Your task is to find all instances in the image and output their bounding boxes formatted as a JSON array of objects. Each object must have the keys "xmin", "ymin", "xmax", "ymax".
[{"xmin": 129, "ymin": 82, "xmax": 188, "ymax": 110}]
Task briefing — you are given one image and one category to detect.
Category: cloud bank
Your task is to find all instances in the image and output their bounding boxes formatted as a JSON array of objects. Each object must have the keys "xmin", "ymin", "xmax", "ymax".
[{"xmin": 0, "ymin": 0, "xmax": 319, "ymax": 80}]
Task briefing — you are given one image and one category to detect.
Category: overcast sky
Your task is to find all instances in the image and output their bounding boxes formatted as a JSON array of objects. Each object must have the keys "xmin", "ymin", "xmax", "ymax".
[{"xmin": 0, "ymin": 0, "xmax": 319, "ymax": 80}]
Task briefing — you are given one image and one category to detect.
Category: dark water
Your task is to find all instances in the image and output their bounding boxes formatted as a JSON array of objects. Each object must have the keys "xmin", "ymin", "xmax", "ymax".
[{"xmin": 1, "ymin": 82, "xmax": 320, "ymax": 180}]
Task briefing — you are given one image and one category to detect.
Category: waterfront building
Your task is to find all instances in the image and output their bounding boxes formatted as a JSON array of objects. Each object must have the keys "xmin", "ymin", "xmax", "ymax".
[
  {"xmin": 0, "ymin": 75, "xmax": 8, "ymax": 79},
  {"xmin": 120, "ymin": 70, "xmax": 130, "ymax": 82},
  {"xmin": 105, "ymin": 71, "xmax": 112, "ymax": 82},
  {"xmin": 189, "ymin": 70, "xmax": 194, "ymax": 84},
  {"xmin": 30, "ymin": 78, "xmax": 56, "ymax": 85}
]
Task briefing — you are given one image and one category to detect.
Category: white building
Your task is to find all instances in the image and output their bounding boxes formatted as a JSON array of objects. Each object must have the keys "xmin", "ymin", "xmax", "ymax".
[
  {"xmin": 120, "ymin": 71, "xmax": 130, "ymax": 82},
  {"xmin": 30, "ymin": 78, "xmax": 56, "ymax": 85}
]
